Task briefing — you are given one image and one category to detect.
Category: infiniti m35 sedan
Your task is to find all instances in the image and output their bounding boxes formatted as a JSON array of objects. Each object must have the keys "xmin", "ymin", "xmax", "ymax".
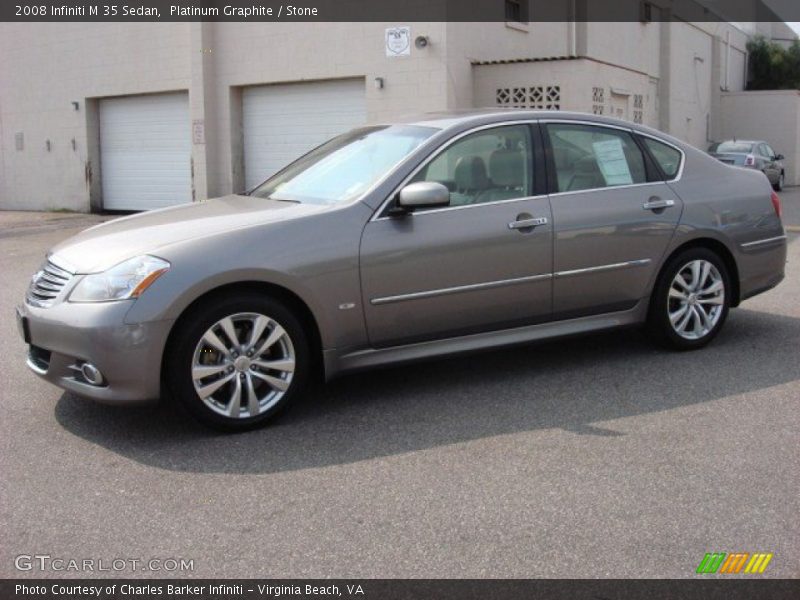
[{"xmin": 18, "ymin": 111, "xmax": 787, "ymax": 429}]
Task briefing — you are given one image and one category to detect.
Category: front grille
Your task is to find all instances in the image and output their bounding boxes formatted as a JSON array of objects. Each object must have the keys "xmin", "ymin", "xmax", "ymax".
[{"xmin": 26, "ymin": 259, "xmax": 74, "ymax": 307}]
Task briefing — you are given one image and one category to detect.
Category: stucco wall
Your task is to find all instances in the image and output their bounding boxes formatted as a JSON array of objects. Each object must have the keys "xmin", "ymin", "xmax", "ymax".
[
  {"xmin": 718, "ymin": 90, "xmax": 800, "ymax": 186},
  {"xmin": 0, "ymin": 20, "xmax": 791, "ymax": 212},
  {"xmin": 0, "ymin": 22, "xmax": 451, "ymax": 210},
  {"xmin": 0, "ymin": 23, "xmax": 190, "ymax": 211}
]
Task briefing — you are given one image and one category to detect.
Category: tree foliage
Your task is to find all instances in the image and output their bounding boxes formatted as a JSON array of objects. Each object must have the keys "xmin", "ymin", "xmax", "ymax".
[{"xmin": 746, "ymin": 35, "xmax": 800, "ymax": 90}]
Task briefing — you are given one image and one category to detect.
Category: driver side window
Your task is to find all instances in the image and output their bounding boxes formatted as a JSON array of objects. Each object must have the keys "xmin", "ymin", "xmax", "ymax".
[{"xmin": 410, "ymin": 125, "xmax": 533, "ymax": 207}]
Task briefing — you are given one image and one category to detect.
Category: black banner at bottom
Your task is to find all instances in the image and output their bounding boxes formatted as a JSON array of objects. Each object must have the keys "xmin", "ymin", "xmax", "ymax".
[{"xmin": 2, "ymin": 579, "xmax": 799, "ymax": 600}]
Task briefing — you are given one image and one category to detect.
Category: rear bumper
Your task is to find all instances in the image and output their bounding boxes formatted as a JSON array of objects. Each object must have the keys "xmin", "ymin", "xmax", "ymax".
[
  {"xmin": 737, "ymin": 234, "xmax": 788, "ymax": 303},
  {"xmin": 17, "ymin": 300, "xmax": 174, "ymax": 404}
]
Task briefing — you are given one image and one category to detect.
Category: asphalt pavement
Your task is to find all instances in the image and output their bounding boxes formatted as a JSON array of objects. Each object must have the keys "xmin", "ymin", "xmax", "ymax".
[{"xmin": 1, "ymin": 190, "xmax": 798, "ymax": 579}]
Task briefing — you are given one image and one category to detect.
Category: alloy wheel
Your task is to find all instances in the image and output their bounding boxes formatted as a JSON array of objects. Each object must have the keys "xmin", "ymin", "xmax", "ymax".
[
  {"xmin": 191, "ymin": 312, "xmax": 296, "ymax": 419},
  {"xmin": 667, "ymin": 259, "xmax": 725, "ymax": 340}
]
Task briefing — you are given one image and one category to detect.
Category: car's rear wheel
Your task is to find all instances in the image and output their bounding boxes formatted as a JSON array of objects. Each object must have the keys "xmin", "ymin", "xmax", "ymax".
[
  {"xmin": 647, "ymin": 248, "xmax": 731, "ymax": 350},
  {"xmin": 773, "ymin": 171, "xmax": 784, "ymax": 192},
  {"xmin": 166, "ymin": 293, "xmax": 309, "ymax": 430}
]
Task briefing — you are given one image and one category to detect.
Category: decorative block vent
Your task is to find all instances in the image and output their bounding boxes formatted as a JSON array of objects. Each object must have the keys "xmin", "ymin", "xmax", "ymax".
[
  {"xmin": 496, "ymin": 85, "xmax": 561, "ymax": 110},
  {"xmin": 633, "ymin": 94, "xmax": 644, "ymax": 124},
  {"xmin": 591, "ymin": 87, "xmax": 605, "ymax": 115}
]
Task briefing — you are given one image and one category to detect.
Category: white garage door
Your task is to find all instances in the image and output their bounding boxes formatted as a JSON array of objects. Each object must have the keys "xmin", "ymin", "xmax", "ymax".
[
  {"xmin": 100, "ymin": 92, "xmax": 191, "ymax": 211},
  {"xmin": 242, "ymin": 79, "xmax": 366, "ymax": 189}
]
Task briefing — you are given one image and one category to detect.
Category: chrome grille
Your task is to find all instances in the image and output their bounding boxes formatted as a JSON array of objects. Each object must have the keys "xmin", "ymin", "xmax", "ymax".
[{"xmin": 26, "ymin": 259, "xmax": 74, "ymax": 307}]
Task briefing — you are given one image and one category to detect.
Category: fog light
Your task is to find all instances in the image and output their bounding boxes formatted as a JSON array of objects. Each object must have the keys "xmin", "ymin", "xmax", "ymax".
[{"xmin": 80, "ymin": 363, "xmax": 105, "ymax": 386}]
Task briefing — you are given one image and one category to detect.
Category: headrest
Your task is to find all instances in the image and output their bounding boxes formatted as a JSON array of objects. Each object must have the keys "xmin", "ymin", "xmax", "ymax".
[
  {"xmin": 574, "ymin": 155, "xmax": 601, "ymax": 174},
  {"xmin": 454, "ymin": 156, "xmax": 490, "ymax": 191},
  {"xmin": 552, "ymin": 147, "xmax": 571, "ymax": 170},
  {"xmin": 489, "ymin": 149, "xmax": 524, "ymax": 187}
]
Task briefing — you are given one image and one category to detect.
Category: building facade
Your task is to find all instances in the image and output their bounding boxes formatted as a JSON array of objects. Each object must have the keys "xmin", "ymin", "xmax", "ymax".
[{"xmin": 0, "ymin": 18, "xmax": 795, "ymax": 212}]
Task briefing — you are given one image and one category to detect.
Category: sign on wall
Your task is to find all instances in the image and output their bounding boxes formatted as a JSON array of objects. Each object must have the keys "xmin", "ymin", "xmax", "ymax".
[{"xmin": 385, "ymin": 26, "xmax": 410, "ymax": 57}]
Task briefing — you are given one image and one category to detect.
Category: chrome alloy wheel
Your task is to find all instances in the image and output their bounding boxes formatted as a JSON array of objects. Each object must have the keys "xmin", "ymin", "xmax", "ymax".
[
  {"xmin": 668, "ymin": 259, "xmax": 725, "ymax": 340},
  {"xmin": 191, "ymin": 312, "xmax": 295, "ymax": 419}
]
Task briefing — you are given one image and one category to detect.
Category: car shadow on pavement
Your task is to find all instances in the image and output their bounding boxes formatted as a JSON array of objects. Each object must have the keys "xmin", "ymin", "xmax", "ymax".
[{"xmin": 54, "ymin": 307, "xmax": 800, "ymax": 474}]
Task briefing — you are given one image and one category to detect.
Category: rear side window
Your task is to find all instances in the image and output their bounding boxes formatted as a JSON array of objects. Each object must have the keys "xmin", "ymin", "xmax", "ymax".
[
  {"xmin": 642, "ymin": 137, "xmax": 682, "ymax": 180},
  {"xmin": 546, "ymin": 123, "xmax": 646, "ymax": 192}
]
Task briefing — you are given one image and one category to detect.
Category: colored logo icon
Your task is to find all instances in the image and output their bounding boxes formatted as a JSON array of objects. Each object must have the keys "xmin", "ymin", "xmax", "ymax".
[{"xmin": 696, "ymin": 552, "xmax": 773, "ymax": 574}]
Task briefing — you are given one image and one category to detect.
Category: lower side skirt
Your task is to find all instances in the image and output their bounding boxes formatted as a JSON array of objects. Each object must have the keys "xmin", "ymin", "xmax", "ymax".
[{"xmin": 325, "ymin": 299, "xmax": 649, "ymax": 379}]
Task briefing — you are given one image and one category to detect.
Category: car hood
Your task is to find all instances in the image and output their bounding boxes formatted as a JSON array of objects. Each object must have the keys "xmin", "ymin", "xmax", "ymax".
[{"xmin": 50, "ymin": 195, "xmax": 328, "ymax": 273}]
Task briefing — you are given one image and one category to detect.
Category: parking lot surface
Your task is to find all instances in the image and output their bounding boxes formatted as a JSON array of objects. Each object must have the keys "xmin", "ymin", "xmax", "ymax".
[{"xmin": 1, "ymin": 190, "xmax": 798, "ymax": 578}]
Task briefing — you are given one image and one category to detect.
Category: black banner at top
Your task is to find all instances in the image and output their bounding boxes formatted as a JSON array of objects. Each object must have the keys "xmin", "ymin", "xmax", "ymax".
[{"xmin": 2, "ymin": 0, "xmax": 799, "ymax": 22}]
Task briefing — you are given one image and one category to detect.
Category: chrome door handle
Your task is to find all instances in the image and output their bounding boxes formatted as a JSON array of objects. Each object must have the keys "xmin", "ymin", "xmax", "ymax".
[
  {"xmin": 642, "ymin": 198, "xmax": 675, "ymax": 211},
  {"xmin": 508, "ymin": 217, "xmax": 548, "ymax": 230}
]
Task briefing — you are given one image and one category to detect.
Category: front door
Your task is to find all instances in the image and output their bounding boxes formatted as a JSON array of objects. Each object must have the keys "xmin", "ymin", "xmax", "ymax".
[
  {"xmin": 360, "ymin": 124, "xmax": 553, "ymax": 347},
  {"xmin": 544, "ymin": 122, "xmax": 682, "ymax": 318}
]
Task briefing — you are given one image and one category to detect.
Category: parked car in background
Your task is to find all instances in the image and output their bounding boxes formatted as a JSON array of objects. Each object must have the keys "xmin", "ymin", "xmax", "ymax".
[
  {"xmin": 708, "ymin": 140, "xmax": 785, "ymax": 191},
  {"xmin": 17, "ymin": 111, "xmax": 787, "ymax": 430}
]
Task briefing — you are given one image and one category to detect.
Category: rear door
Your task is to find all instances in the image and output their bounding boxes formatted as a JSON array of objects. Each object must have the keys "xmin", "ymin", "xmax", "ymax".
[{"xmin": 543, "ymin": 121, "xmax": 683, "ymax": 319}]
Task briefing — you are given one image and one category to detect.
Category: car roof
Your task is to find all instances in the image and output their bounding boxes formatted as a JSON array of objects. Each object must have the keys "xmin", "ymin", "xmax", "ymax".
[{"xmin": 385, "ymin": 109, "xmax": 686, "ymax": 145}]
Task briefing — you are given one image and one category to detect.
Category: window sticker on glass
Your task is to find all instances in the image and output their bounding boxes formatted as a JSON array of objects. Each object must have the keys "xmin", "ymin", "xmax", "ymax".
[{"xmin": 592, "ymin": 138, "xmax": 633, "ymax": 185}]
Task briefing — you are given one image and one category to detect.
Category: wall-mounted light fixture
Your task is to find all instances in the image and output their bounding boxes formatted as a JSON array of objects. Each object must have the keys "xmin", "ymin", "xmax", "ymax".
[
  {"xmin": 374, "ymin": 77, "xmax": 385, "ymax": 90},
  {"xmin": 45, "ymin": 140, "xmax": 51, "ymax": 152},
  {"xmin": 71, "ymin": 101, "xmax": 80, "ymax": 111},
  {"xmin": 414, "ymin": 36, "xmax": 429, "ymax": 50}
]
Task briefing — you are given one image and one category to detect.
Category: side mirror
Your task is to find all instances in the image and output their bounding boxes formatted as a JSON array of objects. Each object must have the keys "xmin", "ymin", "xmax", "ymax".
[
  {"xmin": 775, "ymin": 154, "xmax": 784, "ymax": 161},
  {"xmin": 394, "ymin": 182, "xmax": 450, "ymax": 213}
]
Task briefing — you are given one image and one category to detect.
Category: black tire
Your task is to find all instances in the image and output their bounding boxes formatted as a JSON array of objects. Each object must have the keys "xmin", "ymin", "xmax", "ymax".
[
  {"xmin": 773, "ymin": 172, "xmax": 784, "ymax": 192},
  {"xmin": 165, "ymin": 292, "xmax": 310, "ymax": 431},
  {"xmin": 646, "ymin": 247, "xmax": 731, "ymax": 350}
]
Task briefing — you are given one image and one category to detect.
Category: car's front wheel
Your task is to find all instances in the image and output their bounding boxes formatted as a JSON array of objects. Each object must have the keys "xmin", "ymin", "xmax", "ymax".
[
  {"xmin": 166, "ymin": 292, "xmax": 309, "ymax": 430},
  {"xmin": 647, "ymin": 248, "xmax": 731, "ymax": 350}
]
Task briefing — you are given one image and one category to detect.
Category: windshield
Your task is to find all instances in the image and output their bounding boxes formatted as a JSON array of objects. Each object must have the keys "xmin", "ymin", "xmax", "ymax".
[
  {"xmin": 249, "ymin": 125, "xmax": 437, "ymax": 205},
  {"xmin": 713, "ymin": 141, "xmax": 754, "ymax": 154}
]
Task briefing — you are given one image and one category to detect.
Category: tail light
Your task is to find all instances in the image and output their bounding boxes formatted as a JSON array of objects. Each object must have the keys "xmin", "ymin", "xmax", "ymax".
[
  {"xmin": 771, "ymin": 190, "xmax": 782, "ymax": 219},
  {"xmin": 744, "ymin": 154, "xmax": 755, "ymax": 166}
]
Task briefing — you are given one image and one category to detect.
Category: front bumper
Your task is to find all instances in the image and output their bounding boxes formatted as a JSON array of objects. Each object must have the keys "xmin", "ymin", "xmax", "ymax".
[{"xmin": 17, "ymin": 300, "xmax": 174, "ymax": 404}]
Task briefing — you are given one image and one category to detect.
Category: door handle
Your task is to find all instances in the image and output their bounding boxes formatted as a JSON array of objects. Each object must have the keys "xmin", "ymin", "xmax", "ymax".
[
  {"xmin": 642, "ymin": 198, "xmax": 675, "ymax": 211},
  {"xmin": 508, "ymin": 217, "xmax": 548, "ymax": 230}
]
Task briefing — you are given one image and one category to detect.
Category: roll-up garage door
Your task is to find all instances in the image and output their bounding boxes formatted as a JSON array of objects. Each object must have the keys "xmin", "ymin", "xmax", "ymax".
[
  {"xmin": 242, "ymin": 79, "xmax": 366, "ymax": 189},
  {"xmin": 99, "ymin": 92, "xmax": 191, "ymax": 210}
]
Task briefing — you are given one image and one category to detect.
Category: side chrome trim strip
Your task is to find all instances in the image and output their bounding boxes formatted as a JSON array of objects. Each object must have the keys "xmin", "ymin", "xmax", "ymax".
[
  {"xmin": 371, "ymin": 273, "xmax": 552, "ymax": 306},
  {"xmin": 371, "ymin": 259, "xmax": 652, "ymax": 306},
  {"xmin": 740, "ymin": 235, "xmax": 787, "ymax": 248},
  {"xmin": 554, "ymin": 258, "xmax": 652, "ymax": 278}
]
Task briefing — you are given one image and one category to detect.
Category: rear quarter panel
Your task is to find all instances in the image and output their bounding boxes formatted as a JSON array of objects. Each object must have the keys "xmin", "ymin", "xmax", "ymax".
[{"xmin": 664, "ymin": 145, "xmax": 785, "ymax": 301}]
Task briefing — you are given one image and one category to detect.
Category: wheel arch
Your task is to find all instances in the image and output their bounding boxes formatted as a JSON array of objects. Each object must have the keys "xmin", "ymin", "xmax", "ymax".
[
  {"xmin": 161, "ymin": 281, "xmax": 325, "ymax": 385},
  {"xmin": 656, "ymin": 237, "xmax": 741, "ymax": 307}
]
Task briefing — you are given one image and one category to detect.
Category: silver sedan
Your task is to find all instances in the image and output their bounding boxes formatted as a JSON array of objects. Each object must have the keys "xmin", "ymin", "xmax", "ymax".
[{"xmin": 17, "ymin": 111, "xmax": 787, "ymax": 430}]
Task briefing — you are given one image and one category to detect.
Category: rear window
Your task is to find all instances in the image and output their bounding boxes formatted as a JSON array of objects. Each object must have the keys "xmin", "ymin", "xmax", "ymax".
[
  {"xmin": 714, "ymin": 141, "xmax": 754, "ymax": 153},
  {"xmin": 643, "ymin": 137, "xmax": 682, "ymax": 180}
]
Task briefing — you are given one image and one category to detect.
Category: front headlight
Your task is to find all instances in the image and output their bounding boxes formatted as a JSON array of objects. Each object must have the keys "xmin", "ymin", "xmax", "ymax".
[{"xmin": 69, "ymin": 255, "xmax": 170, "ymax": 303}]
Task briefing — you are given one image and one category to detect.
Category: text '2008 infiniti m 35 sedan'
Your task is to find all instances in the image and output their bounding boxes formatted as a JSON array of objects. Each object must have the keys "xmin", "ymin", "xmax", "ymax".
[{"xmin": 17, "ymin": 111, "xmax": 787, "ymax": 429}]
